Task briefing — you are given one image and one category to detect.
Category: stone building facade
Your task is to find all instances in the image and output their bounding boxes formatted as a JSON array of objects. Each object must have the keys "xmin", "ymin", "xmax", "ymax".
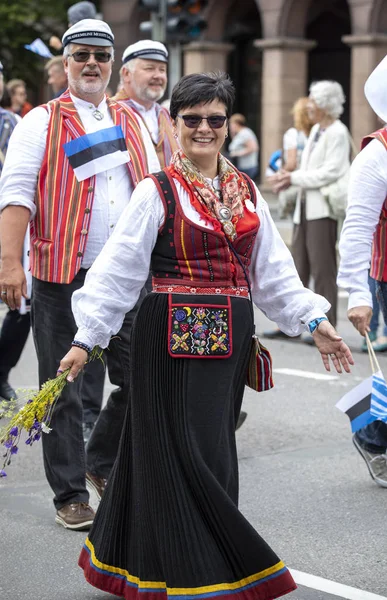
[{"xmin": 102, "ymin": 0, "xmax": 387, "ymax": 176}]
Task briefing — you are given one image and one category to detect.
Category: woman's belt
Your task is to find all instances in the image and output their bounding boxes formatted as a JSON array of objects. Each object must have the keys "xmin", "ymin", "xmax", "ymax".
[{"xmin": 152, "ymin": 282, "xmax": 249, "ymax": 298}]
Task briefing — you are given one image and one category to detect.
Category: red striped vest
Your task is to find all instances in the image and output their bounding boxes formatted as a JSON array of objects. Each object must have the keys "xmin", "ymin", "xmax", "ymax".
[
  {"xmin": 362, "ymin": 128, "xmax": 387, "ymax": 281},
  {"xmin": 149, "ymin": 170, "xmax": 260, "ymax": 288},
  {"xmin": 31, "ymin": 91, "xmax": 148, "ymax": 284},
  {"xmin": 116, "ymin": 95, "xmax": 179, "ymax": 168}
]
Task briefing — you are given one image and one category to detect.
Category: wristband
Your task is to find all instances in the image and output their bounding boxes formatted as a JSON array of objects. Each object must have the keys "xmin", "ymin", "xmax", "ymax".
[
  {"xmin": 71, "ymin": 340, "xmax": 92, "ymax": 354},
  {"xmin": 308, "ymin": 317, "xmax": 328, "ymax": 334}
]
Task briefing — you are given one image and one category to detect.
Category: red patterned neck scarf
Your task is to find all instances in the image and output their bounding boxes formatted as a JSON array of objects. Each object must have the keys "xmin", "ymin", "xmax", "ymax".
[{"xmin": 170, "ymin": 150, "xmax": 250, "ymax": 240}]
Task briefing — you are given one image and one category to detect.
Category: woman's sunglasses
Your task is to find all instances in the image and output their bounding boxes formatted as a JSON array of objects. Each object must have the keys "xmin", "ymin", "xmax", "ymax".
[
  {"xmin": 69, "ymin": 51, "xmax": 112, "ymax": 63},
  {"xmin": 177, "ymin": 114, "xmax": 227, "ymax": 129}
]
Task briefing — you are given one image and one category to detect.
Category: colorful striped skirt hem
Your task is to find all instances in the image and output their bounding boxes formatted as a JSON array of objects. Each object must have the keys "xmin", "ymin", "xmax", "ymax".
[{"xmin": 79, "ymin": 538, "xmax": 295, "ymax": 600}]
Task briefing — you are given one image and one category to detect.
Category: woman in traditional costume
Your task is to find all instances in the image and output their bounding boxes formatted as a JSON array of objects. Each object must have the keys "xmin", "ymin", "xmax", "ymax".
[{"xmin": 58, "ymin": 72, "xmax": 353, "ymax": 600}]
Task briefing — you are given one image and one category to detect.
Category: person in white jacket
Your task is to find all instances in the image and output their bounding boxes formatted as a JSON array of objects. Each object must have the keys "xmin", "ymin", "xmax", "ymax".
[{"xmin": 272, "ymin": 81, "xmax": 350, "ymax": 330}]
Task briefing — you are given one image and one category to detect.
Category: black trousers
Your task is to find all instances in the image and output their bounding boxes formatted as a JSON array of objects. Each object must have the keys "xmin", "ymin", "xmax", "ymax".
[
  {"xmin": 81, "ymin": 356, "xmax": 105, "ymax": 424},
  {"xmin": 0, "ymin": 308, "xmax": 31, "ymax": 379},
  {"xmin": 31, "ymin": 270, "xmax": 145, "ymax": 509}
]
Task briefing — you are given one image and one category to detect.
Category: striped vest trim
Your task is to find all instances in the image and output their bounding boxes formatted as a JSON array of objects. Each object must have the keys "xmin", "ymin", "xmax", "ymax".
[
  {"xmin": 362, "ymin": 128, "xmax": 387, "ymax": 281},
  {"xmin": 31, "ymin": 90, "xmax": 148, "ymax": 284},
  {"xmin": 117, "ymin": 96, "xmax": 179, "ymax": 168}
]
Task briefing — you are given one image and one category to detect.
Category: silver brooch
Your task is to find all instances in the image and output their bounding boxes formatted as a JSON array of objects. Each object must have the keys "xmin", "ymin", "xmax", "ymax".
[{"xmin": 92, "ymin": 109, "xmax": 104, "ymax": 121}]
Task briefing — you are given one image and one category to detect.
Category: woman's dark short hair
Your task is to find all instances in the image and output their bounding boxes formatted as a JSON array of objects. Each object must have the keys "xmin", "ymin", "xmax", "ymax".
[{"xmin": 170, "ymin": 72, "xmax": 235, "ymax": 120}]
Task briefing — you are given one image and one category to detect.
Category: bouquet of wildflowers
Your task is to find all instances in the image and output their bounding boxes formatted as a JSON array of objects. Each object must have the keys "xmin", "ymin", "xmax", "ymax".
[{"xmin": 0, "ymin": 349, "xmax": 102, "ymax": 477}]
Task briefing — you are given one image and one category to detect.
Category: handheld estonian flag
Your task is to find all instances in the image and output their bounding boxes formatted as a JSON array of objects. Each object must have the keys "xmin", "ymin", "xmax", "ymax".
[
  {"xmin": 63, "ymin": 125, "xmax": 130, "ymax": 181},
  {"xmin": 336, "ymin": 373, "xmax": 379, "ymax": 433},
  {"xmin": 336, "ymin": 332, "xmax": 387, "ymax": 432},
  {"xmin": 336, "ymin": 368, "xmax": 387, "ymax": 433},
  {"xmin": 24, "ymin": 38, "xmax": 53, "ymax": 59}
]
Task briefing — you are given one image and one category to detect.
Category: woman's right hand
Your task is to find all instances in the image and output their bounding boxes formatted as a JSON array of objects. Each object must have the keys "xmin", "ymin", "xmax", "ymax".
[
  {"xmin": 57, "ymin": 347, "xmax": 88, "ymax": 382},
  {"xmin": 347, "ymin": 306, "xmax": 372, "ymax": 337}
]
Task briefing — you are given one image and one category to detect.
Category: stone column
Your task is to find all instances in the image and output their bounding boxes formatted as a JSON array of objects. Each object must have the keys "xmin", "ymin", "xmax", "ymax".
[
  {"xmin": 254, "ymin": 37, "xmax": 316, "ymax": 186},
  {"xmin": 183, "ymin": 41, "xmax": 234, "ymax": 75},
  {"xmin": 342, "ymin": 35, "xmax": 387, "ymax": 146}
]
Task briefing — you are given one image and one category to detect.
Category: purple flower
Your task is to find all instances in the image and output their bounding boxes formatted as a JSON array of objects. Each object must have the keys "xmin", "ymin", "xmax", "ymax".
[
  {"xmin": 0, "ymin": 469, "xmax": 6, "ymax": 477},
  {"xmin": 10, "ymin": 446, "xmax": 18, "ymax": 455},
  {"xmin": 32, "ymin": 421, "xmax": 40, "ymax": 430},
  {"xmin": 27, "ymin": 399, "xmax": 33, "ymax": 404},
  {"xmin": 9, "ymin": 426, "xmax": 18, "ymax": 436},
  {"xmin": 4, "ymin": 439, "xmax": 13, "ymax": 449},
  {"xmin": 33, "ymin": 434, "xmax": 41, "ymax": 442},
  {"xmin": 25, "ymin": 438, "xmax": 32, "ymax": 445}
]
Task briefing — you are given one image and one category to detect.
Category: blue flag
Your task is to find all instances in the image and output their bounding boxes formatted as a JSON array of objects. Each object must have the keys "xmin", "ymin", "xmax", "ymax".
[
  {"xmin": 370, "ymin": 372, "xmax": 387, "ymax": 421},
  {"xmin": 336, "ymin": 374, "xmax": 378, "ymax": 433},
  {"xmin": 24, "ymin": 39, "xmax": 53, "ymax": 59}
]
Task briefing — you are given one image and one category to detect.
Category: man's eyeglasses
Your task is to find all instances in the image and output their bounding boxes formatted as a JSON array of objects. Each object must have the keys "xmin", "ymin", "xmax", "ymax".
[
  {"xmin": 177, "ymin": 114, "xmax": 227, "ymax": 129},
  {"xmin": 69, "ymin": 51, "xmax": 112, "ymax": 63}
]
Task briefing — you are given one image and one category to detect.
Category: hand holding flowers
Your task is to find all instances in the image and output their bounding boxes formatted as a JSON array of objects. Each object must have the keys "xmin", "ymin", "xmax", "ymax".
[
  {"xmin": 57, "ymin": 346, "xmax": 88, "ymax": 382},
  {"xmin": 0, "ymin": 346, "xmax": 102, "ymax": 477}
]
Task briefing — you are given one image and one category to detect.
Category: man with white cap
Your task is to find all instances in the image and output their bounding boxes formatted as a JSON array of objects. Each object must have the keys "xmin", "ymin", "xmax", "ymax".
[
  {"xmin": 115, "ymin": 39, "xmax": 178, "ymax": 168},
  {"xmin": 0, "ymin": 19, "xmax": 159, "ymax": 529},
  {"xmin": 338, "ymin": 56, "xmax": 387, "ymax": 488}
]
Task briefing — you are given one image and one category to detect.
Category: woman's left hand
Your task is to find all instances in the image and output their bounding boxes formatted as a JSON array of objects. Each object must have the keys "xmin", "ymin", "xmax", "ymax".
[{"xmin": 312, "ymin": 320, "xmax": 354, "ymax": 373}]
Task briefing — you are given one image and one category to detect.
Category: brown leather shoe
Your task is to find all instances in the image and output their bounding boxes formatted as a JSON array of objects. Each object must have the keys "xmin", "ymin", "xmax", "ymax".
[
  {"xmin": 86, "ymin": 472, "xmax": 107, "ymax": 501},
  {"xmin": 55, "ymin": 502, "xmax": 95, "ymax": 530}
]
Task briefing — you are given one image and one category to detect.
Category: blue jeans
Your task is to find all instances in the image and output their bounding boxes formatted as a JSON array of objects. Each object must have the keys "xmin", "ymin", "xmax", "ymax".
[
  {"xmin": 356, "ymin": 280, "xmax": 387, "ymax": 453},
  {"xmin": 369, "ymin": 274, "xmax": 387, "ymax": 334}
]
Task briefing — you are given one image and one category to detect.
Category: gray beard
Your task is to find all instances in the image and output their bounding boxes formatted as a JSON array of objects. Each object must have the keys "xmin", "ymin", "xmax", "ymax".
[{"xmin": 133, "ymin": 82, "xmax": 166, "ymax": 104}]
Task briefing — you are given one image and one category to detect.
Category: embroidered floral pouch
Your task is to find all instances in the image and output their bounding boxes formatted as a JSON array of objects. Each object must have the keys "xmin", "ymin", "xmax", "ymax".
[{"xmin": 168, "ymin": 295, "xmax": 232, "ymax": 358}]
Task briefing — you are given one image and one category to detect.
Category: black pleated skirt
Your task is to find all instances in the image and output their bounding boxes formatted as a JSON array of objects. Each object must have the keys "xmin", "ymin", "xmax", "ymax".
[{"xmin": 79, "ymin": 293, "xmax": 296, "ymax": 600}]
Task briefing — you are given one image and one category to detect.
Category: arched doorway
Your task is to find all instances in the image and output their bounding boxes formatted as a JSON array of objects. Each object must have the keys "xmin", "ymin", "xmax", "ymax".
[
  {"xmin": 306, "ymin": 0, "xmax": 351, "ymax": 126},
  {"xmin": 225, "ymin": 0, "xmax": 262, "ymax": 143}
]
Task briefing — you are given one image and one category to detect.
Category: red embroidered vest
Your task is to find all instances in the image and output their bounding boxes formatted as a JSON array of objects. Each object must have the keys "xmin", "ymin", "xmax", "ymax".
[
  {"xmin": 31, "ymin": 91, "xmax": 148, "ymax": 284},
  {"xmin": 362, "ymin": 128, "xmax": 387, "ymax": 281},
  {"xmin": 148, "ymin": 169, "xmax": 260, "ymax": 289},
  {"xmin": 117, "ymin": 96, "xmax": 179, "ymax": 168}
]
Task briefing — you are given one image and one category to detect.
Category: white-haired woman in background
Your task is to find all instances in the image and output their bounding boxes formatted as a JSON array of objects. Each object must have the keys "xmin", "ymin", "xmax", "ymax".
[{"xmin": 272, "ymin": 80, "xmax": 350, "ymax": 334}]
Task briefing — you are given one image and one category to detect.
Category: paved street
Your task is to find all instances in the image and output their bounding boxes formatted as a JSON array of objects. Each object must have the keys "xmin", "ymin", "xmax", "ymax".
[{"xmin": 1, "ymin": 206, "xmax": 387, "ymax": 600}]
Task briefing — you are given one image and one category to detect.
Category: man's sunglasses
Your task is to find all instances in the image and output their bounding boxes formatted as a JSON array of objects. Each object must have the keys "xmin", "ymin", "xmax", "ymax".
[
  {"xmin": 177, "ymin": 114, "xmax": 227, "ymax": 129},
  {"xmin": 69, "ymin": 51, "xmax": 112, "ymax": 63}
]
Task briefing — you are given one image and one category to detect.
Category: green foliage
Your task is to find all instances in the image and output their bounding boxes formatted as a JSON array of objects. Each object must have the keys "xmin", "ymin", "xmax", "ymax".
[{"xmin": 0, "ymin": 1, "xmax": 100, "ymax": 96}]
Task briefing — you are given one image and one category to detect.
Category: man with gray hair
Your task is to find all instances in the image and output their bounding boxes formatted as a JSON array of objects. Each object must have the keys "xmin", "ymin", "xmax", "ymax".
[
  {"xmin": 115, "ymin": 40, "xmax": 178, "ymax": 168},
  {"xmin": 0, "ymin": 19, "xmax": 159, "ymax": 530},
  {"xmin": 45, "ymin": 56, "xmax": 68, "ymax": 98}
]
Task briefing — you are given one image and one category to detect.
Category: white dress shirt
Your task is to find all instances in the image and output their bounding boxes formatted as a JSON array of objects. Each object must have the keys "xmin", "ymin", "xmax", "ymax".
[
  {"xmin": 0, "ymin": 93, "xmax": 160, "ymax": 268},
  {"xmin": 338, "ymin": 137, "xmax": 387, "ymax": 309},
  {"xmin": 129, "ymin": 99, "xmax": 160, "ymax": 143},
  {"xmin": 72, "ymin": 178, "xmax": 330, "ymax": 349}
]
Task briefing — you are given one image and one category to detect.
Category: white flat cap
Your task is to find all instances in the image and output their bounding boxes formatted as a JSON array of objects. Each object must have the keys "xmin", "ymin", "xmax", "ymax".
[
  {"xmin": 62, "ymin": 18, "xmax": 114, "ymax": 48},
  {"xmin": 122, "ymin": 40, "xmax": 168, "ymax": 64}
]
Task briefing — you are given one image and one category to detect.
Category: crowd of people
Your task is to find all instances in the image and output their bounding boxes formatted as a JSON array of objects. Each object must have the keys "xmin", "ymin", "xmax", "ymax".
[{"xmin": 0, "ymin": 1, "xmax": 386, "ymax": 599}]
